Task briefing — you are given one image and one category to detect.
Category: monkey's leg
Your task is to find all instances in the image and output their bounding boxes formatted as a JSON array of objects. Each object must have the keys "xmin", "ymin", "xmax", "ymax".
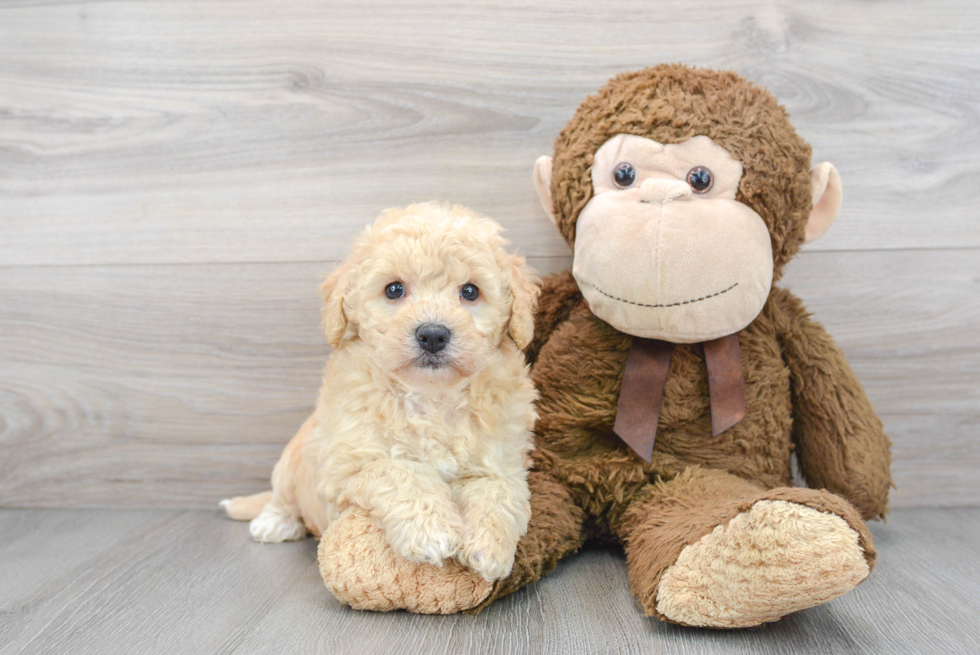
[
  {"xmin": 616, "ymin": 468, "xmax": 876, "ymax": 628},
  {"xmin": 467, "ymin": 469, "xmax": 586, "ymax": 612}
]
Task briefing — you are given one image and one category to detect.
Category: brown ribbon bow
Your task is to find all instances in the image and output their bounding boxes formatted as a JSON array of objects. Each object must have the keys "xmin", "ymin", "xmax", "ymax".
[{"xmin": 612, "ymin": 333, "xmax": 746, "ymax": 462}]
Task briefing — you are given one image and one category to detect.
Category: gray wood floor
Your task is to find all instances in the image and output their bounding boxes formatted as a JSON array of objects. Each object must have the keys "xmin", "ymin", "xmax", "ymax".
[{"xmin": 1, "ymin": 508, "xmax": 977, "ymax": 655}]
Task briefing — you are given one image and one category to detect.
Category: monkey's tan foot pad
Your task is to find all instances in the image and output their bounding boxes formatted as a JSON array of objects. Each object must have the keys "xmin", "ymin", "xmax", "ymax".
[
  {"xmin": 318, "ymin": 507, "xmax": 492, "ymax": 614},
  {"xmin": 655, "ymin": 499, "xmax": 870, "ymax": 628}
]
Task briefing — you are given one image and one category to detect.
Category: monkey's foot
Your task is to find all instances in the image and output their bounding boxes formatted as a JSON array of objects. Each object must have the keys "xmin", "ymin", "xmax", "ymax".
[
  {"xmin": 655, "ymin": 500, "xmax": 870, "ymax": 628},
  {"xmin": 318, "ymin": 506, "xmax": 492, "ymax": 614}
]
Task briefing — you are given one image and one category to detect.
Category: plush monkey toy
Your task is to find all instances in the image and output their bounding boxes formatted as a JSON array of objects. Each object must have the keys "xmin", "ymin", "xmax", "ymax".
[{"xmin": 318, "ymin": 64, "xmax": 892, "ymax": 628}]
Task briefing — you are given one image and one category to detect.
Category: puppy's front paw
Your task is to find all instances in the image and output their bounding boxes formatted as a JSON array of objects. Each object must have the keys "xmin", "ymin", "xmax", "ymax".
[
  {"xmin": 459, "ymin": 528, "xmax": 518, "ymax": 581},
  {"xmin": 386, "ymin": 509, "xmax": 463, "ymax": 567}
]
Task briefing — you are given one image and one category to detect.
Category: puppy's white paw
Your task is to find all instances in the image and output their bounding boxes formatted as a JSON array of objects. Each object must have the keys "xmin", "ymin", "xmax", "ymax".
[
  {"xmin": 459, "ymin": 533, "xmax": 517, "ymax": 581},
  {"xmin": 386, "ymin": 511, "xmax": 463, "ymax": 567},
  {"xmin": 249, "ymin": 506, "xmax": 306, "ymax": 543}
]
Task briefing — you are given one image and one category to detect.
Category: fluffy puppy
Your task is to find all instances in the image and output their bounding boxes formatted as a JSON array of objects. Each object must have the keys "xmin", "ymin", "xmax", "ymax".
[{"xmin": 222, "ymin": 202, "xmax": 540, "ymax": 581}]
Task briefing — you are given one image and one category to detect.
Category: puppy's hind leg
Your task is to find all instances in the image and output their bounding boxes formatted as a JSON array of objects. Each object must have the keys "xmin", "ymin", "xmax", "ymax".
[
  {"xmin": 241, "ymin": 414, "xmax": 317, "ymax": 543},
  {"xmin": 220, "ymin": 491, "xmax": 272, "ymax": 521},
  {"xmin": 248, "ymin": 503, "xmax": 307, "ymax": 543},
  {"xmin": 220, "ymin": 490, "xmax": 306, "ymax": 542}
]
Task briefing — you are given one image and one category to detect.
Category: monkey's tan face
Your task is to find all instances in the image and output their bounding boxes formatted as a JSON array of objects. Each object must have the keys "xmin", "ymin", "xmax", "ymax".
[{"xmin": 571, "ymin": 135, "xmax": 773, "ymax": 343}]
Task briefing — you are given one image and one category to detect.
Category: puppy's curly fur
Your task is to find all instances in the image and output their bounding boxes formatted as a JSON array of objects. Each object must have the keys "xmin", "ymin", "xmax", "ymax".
[{"xmin": 222, "ymin": 203, "xmax": 540, "ymax": 581}]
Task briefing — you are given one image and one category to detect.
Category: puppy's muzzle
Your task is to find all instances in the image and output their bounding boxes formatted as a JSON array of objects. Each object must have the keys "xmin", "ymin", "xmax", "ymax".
[{"xmin": 416, "ymin": 324, "xmax": 451, "ymax": 354}]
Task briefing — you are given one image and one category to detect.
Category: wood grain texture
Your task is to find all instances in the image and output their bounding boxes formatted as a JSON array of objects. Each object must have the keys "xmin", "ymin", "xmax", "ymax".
[
  {"xmin": 0, "ymin": 262, "xmax": 327, "ymax": 508},
  {"xmin": 1, "ymin": 0, "xmax": 979, "ymax": 267},
  {"xmin": 1, "ymin": 250, "xmax": 977, "ymax": 509},
  {"xmin": 1, "ymin": 0, "xmax": 978, "ymax": 511},
  {"xmin": 1, "ymin": 507, "xmax": 978, "ymax": 654}
]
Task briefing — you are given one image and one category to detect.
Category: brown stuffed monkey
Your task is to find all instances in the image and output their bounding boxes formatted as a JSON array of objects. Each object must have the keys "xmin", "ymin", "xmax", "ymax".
[{"xmin": 319, "ymin": 64, "xmax": 892, "ymax": 628}]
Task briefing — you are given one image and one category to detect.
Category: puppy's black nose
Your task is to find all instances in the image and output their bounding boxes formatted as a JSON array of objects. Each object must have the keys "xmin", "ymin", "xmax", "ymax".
[{"xmin": 416, "ymin": 324, "xmax": 451, "ymax": 354}]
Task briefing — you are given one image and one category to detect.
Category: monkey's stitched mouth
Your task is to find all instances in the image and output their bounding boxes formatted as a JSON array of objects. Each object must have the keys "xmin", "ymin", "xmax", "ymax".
[{"xmin": 591, "ymin": 282, "xmax": 739, "ymax": 308}]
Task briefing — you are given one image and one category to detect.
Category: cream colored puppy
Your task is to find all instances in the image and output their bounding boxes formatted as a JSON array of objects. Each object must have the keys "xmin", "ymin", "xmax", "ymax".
[{"xmin": 222, "ymin": 203, "xmax": 539, "ymax": 581}]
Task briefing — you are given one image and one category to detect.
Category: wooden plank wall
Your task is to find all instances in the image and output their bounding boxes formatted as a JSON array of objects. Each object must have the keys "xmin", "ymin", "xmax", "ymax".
[{"xmin": 1, "ymin": 0, "xmax": 977, "ymax": 509}]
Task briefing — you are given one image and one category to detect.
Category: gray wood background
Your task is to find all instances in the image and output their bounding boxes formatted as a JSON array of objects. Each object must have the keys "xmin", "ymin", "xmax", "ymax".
[{"xmin": 1, "ymin": 0, "xmax": 978, "ymax": 510}]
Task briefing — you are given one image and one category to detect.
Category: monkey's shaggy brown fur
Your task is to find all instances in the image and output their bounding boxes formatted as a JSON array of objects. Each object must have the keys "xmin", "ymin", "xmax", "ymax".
[{"xmin": 471, "ymin": 65, "xmax": 893, "ymax": 623}]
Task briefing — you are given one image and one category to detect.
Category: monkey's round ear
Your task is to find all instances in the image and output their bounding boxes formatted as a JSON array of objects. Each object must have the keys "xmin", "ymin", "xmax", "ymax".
[
  {"xmin": 533, "ymin": 155, "xmax": 555, "ymax": 223},
  {"xmin": 805, "ymin": 162, "xmax": 843, "ymax": 244},
  {"xmin": 318, "ymin": 261, "xmax": 354, "ymax": 349}
]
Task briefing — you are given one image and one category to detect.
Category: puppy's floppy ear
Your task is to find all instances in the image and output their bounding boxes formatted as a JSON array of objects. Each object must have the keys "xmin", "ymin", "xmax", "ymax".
[
  {"xmin": 318, "ymin": 261, "xmax": 354, "ymax": 349},
  {"xmin": 507, "ymin": 254, "xmax": 540, "ymax": 350}
]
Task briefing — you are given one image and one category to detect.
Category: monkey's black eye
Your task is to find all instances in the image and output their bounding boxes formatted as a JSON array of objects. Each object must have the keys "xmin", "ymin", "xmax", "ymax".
[
  {"xmin": 687, "ymin": 166, "xmax": 713, "ymax": 193},
  {"xmin": 460, "ymin": 283, "xmax": 480, "ymax": 301},
  {"xmin": 613, "ymin": 163, "xmax": 636, "ymax": 188},
  {"xmin": 384, "ymin": 281, "xmax": 405, "ymax": 299}
]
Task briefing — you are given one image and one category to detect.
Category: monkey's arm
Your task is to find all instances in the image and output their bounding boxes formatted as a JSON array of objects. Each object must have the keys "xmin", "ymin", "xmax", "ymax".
[
  {"xmin": 771, "ymin": 287, "xmax": 892, "ymax": 520},
  {"xmin": 524, "ymin": 269, "xmax": 582, "ymax": 366}
]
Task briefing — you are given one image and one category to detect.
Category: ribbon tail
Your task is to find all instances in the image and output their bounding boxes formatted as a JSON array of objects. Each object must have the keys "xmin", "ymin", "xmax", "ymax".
[
  {"xmin": 703, "ymin": 333, "xmax": 747, "ymax": 437},
  {"xmin": 613, "ymin": 338, "xmax": 674, "ymax": 462}
]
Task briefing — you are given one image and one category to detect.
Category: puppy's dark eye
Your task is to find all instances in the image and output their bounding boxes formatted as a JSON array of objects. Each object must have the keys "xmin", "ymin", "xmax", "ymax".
[
  {"xmin": 687, "ymin": 166, "xmax": 713, "ymax": 193},
  {"xmin": 460, "ymin": 283, "xmax": 480, "ymax": 302},
  {"xmin": 614, "ymin": 162, "xmax": 636, "ymax": 188},
  {"xmin": 384, "ymin": 281, "xmax": 404, "ymax": 299}
]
